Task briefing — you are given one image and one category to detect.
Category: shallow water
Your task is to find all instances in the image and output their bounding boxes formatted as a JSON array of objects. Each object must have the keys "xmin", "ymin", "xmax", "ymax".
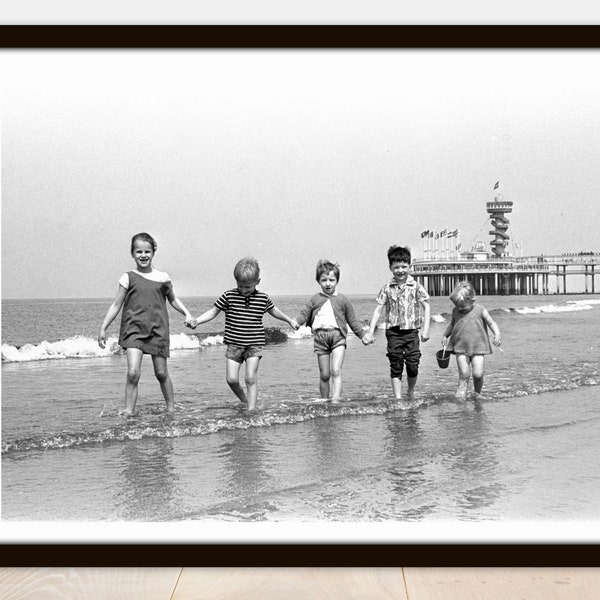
[{"xmin": 2, "ymin": 294, "xmax": 599, "ymax": 521}]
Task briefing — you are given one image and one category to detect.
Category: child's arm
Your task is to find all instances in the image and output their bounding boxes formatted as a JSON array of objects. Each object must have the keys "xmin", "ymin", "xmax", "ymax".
[
  {"xmin": 441, "ymin": 313, "xmax": 454, "ymax": 346},
  {"xmin": 295, "ymin": 299, "xmax": 313, "ymax": 328},
  {"xmin": 268, "ymin": 307, "xmax": 298, "ymax": 329},
  {"xmin": 98, "ymin": 286, "xmax": 127, "ymax": 348},
  {"xmin": 363, "ymin": 304, "xmax": 383, "ymax": 345},
  {"xmin": 483, "ymin": 308, "xmax": 501, "ymax": 346},
  {"xmin": 193, "ymin": 306, "xmax": 221, "ymax": 327},
  {"xmin": 166, "ymin": 289, "xmax": 195, "ymax": 327},
  {"xmin": 343, "ymin": 299, "xmax": 369, "ymax": 340},
  {"xmin": 420, "ymin": 299, "xmax": 431, "ymax": 342}
]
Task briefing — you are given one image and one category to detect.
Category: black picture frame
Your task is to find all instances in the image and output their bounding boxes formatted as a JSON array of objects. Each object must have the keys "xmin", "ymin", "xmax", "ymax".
[{"xmin": 1, "ymin": 23, "xmax": 599, "ymax": 568}]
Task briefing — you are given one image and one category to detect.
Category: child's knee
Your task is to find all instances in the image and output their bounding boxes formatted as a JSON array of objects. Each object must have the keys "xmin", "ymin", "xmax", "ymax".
[
  {"xmin": 154, "ymin": 367, "xmax": 169, "ymax": 383},
  {"xmin": 472, "ymin": 366, "xmax": 485, "ymax": 380},
  {"xmin": 226, "ymin": 373, "xmax": 240, "ymax": 387},
  {"xmin": 244, "ymin": 372, "xmax": 258, "ymax": 387},
  {"xmin": 404, "ymin": 349, "xmax": 421, "ymax": 379},
  {"xmin": 405, "ymin": 362, "xmax": 419, "ymax": 379},
  {"xmin": 329, "ymin": 363, "xmax": 343, "ymax": 379},
  {"xmin": 126, "ymin": 368, "xmax": 141, "ymax": 385},
  {"xmin": 319, "ymin": 370, "xmax": 330, "ymax": 383},
  {"xmin": 386, "ymin": 352, "xmax": 404, "ymax": 379}
]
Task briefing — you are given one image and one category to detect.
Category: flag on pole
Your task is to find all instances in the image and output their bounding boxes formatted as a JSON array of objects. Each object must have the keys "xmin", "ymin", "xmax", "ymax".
[{"xmin": 493, "ymin": 181, "xmax": 499, "ymax": 190}]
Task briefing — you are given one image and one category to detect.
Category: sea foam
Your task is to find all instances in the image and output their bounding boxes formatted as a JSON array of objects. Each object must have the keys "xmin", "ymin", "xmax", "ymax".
[{"xmin": 1, "ymin": 333, "xmax": 225, "ymax": 363}]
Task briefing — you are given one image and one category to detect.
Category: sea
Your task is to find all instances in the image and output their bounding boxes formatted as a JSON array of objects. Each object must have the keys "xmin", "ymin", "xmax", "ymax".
[{"xmin": 2, "ymin": 293, "xmax": 599, "ymax": 526}]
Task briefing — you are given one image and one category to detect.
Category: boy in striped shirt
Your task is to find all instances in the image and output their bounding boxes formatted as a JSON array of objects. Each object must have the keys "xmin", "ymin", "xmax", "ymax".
[{"xmin": 190, "ymin": 257, "xmax": 297, "ymax": 410}]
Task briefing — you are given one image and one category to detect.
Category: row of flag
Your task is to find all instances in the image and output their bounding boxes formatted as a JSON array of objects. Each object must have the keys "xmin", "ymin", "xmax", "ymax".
[{"xmin": 421, "ymin": 228, "xmax": 460, "ymax": 239}]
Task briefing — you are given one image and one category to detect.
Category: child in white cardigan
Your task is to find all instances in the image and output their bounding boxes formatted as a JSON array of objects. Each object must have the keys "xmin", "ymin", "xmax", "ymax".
[{"xmin": 296, "ymin": 260, "xmax": 370, "ymax": 403}]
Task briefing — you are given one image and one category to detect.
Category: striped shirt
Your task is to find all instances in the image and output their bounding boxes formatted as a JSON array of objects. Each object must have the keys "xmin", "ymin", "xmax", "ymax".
[{"xmin": 214, "ymin": 288, "xmax": 275, "ymax": 346}]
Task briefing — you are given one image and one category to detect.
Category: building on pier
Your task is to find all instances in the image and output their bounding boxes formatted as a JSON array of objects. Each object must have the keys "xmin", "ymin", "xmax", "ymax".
[{"xmin": 412, "ymin": 186, "xmax": 599, "ymax": 296}]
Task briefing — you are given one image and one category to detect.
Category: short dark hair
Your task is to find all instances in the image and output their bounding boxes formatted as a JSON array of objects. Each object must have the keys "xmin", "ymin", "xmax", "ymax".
[
  {"xmin": 315, "ymin": 259, "xmax": 340, "ymax": 282},
  {"xmin": 387, "ymin": 245, "xmax": 411, "ymax": 265},
  {"xmin": 131, "ymin": 232, "xmax": 157, "ymax": 254}
]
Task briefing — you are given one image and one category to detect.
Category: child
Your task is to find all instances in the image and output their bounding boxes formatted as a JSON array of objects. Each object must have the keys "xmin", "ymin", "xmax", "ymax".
[
  {"xmin": 295, "ymin": 260, "xmax": 370, "ymax": 403},
  {"xmin": 441, "ymin": 281, "xmax": 501, "ymax": 399},
  {"xmin": 364, "ymin": 245, "xmax": 430, "ymax": 399},
  {"xmin": 189, "ymin": 257, "xmax": 297, "ymax": 411},
  {"xmin": 98, "ymin": 232, "xmax": 195, "ymax": 415}
]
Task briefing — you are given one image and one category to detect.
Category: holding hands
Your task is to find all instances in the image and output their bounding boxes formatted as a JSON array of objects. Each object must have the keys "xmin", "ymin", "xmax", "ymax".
[{"xmin": 362, "ymin": 332, "xmax": 375, "ymax": 345}]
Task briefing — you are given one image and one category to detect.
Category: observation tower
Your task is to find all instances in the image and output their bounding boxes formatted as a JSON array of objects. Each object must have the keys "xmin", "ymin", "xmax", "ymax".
[
  {"xmin": 412, "ymin": 182, "xmax": 599, "ymax": 295},
  {"xmin": 487, "ymin": 185, "xmax": 513, "ymax": 257}
]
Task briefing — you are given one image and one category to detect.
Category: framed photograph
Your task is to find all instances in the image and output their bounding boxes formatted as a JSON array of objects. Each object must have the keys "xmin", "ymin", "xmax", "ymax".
[{"xmin": 2, "ymin": 23, "xmax": 600, "ymax": 565}]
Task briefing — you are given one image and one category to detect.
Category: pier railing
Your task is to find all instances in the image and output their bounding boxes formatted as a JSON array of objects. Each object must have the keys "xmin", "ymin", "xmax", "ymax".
[
  {"xmin": 411, "ymin": 253, "xmax": 599, "ymax": 295},
  {"xmin": 414, "ymin": 253, "xmax": 600, "ymax": 267}
]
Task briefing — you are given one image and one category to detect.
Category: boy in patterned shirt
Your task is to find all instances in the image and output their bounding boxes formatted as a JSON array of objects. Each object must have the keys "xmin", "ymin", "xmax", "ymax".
[
  {"xmin": 364, "ymin": 246, "xmax": 430, "ymax": 399},
  {"xmin": 190, "ymin": 257, "xmax": 297, "ymax": 410}
]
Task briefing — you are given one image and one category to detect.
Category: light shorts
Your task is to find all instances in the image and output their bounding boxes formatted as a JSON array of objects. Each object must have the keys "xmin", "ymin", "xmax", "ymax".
[
  {"xmin": 313, "ymin": 328, "xmax": 346, "ymax": 356},
  {"xmin": 225, "ymin": 344, "xmax": 264, "ymax": 364}
]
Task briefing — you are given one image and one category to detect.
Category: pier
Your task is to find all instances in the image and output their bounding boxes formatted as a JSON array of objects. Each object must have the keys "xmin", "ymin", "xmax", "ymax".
[
  {"xmin": 413, "ymin": 185, "xmax": 598, "ymax": 296},
  {"xmin": 412, "ymin": 253, "xmax": 600, "ymax": 296}
]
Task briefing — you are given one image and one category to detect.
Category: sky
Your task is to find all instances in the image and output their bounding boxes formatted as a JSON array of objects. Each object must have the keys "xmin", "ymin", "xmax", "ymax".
[{"xmin": 2, "ymin": 49, "xmax": 600, "ymax": 299}]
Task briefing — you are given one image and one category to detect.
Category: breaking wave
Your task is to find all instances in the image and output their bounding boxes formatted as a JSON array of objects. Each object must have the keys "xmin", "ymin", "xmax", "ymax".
[
  {"xmin": 431, "ymin": 298, "xmax": 598, "ymax": 323},
  {"xmin": 1, "ymin": 333, "xmax": 223, "ymax": 363}
]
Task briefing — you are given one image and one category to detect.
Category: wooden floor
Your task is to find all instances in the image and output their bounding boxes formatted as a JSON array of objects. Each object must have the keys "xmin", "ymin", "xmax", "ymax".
[{"xmin": 0, "ymin": 568, "xmax": 599, "ymax": 599}]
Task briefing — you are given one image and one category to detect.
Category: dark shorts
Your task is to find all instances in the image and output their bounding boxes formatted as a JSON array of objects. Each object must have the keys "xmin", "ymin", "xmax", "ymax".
[
  {"xmin": 385, "ymin": 327, "xmax": 421, "ymax": 379},
  {"xmin": 225, "ymin": 344, "xmax": 264, "ymax": 364},
  {"xmin": 313, "ymin": 329, "xmax": 346, "ymax": 355}
]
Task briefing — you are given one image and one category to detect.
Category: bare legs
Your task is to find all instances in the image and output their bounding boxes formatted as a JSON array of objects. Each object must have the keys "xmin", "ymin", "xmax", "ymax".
[
  {"xmin": 390, "ymin": 375, "xmax": 418, "ymax": 400},
  {"xmin": 455, "ymin": 354, "xmax": 485, "ymax": 399},
  {"xmin": 124, "ymin": 348, "xmax": 143, "ymax": 415},
  {"xmin": 124, "ymin": 348, "xmax": 175, "ymax": 415},
  {"xmin": 226, "ymin": 357, "xmax": 260, "ymax": 410},
  {"xmin": 317, "ymin": 346, "xmax": 346, "ymax": 402}
]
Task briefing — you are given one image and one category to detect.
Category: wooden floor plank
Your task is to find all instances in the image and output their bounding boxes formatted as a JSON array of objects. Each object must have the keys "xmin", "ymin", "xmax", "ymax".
[
  {"xmin": 172, "ymin": 567, "xmax": 408, "ymax": 599},
  {"xmin": 0, "ymin": 567, "xmax": 182, "ymax": 600},
  {"xmin": 403, "ymin": 567, "xmax": 600, "ymax": 600},
  {"xmin": 2, "ymin": 567, "xmax": 599, "ymax": 599}
]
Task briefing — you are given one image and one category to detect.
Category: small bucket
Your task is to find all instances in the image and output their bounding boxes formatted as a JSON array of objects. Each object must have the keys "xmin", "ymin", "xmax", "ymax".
[{"xmin": 436, "ymin": 348, "xmax": 450, "ymax": 369}]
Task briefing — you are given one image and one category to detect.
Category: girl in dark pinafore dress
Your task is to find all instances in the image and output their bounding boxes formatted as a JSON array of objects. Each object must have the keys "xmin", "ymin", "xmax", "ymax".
[
  {"xmin": 98, "ymin": 233, "xmax": 195, "ymax": 415},
  {"xmin": 441, "ymin": 281, "xmax": 502, "ymax": 400}
]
